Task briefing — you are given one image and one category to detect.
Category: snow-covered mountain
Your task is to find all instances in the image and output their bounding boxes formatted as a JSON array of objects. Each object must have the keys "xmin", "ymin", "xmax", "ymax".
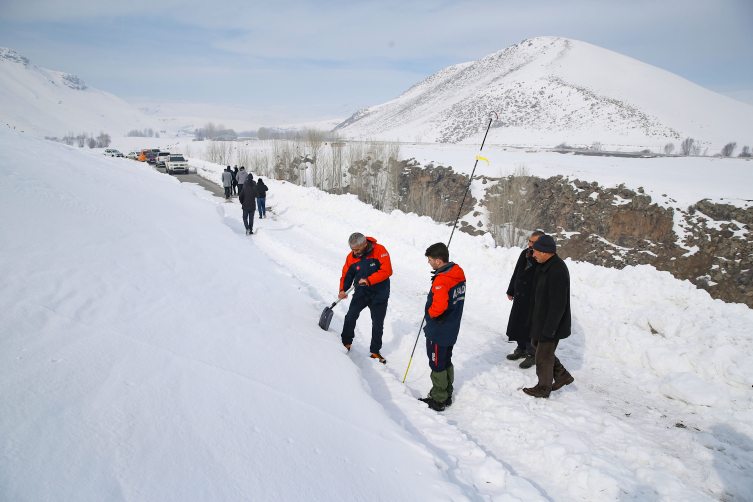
[
  {"xmin": 336, "ymin": 37, "xmax": 753, "ymax": 149},
  {"xmin": 0, "ymin": 48, "xmax": 160, "ymax": 138}
]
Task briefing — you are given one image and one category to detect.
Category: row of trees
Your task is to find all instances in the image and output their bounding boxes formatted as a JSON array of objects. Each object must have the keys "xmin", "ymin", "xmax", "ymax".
[
  {"xmin": 193, "ymin": 122, "xmax": 236, "ymax": 140},
  {"xmin": 127, "ymin": 128, "xmax": 158, "ymax": 138},
  {"xmin": 664, "ymin": 138, "xmax": 750, "ymax": 157},
  {"xmin": 48, "ymin": 131, "xmax": 112, "ymax": 148}
]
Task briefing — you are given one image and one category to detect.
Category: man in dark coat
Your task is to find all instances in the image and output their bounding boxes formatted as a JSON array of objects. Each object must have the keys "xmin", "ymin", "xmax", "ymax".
[
  {"xmin": 255, "ymin": 178, "xmax": 268, "ymax": 218},
  {"xmin": 505, "ymin": 231, "xmax": 544, "ymax": 369},
  {"xmin": 523, "ymin": 234, "xmax": 575, "ymax": 398},
  {"xmin": 239, "ymin": 178, "xmax": 259, "ymax": 235}
]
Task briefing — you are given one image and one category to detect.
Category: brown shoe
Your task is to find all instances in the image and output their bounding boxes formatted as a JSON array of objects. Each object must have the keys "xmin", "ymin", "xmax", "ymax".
[
  {"xmin": 523, "ymin": 386, "xmax": 550, "ymax": 398},
  {"xmin": 552, "ymin": 376, "xmax": 574, "ymax": 391}
]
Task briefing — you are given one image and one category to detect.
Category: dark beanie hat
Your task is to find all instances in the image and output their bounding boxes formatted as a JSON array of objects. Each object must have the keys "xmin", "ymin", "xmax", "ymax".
[{"xmin": 532, "ymin": 234, "xmax": 557, "ymax": 253}]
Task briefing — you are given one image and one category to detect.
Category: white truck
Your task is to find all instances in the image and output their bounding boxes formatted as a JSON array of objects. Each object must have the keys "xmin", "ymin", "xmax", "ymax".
[
  {"xmin": 155, "ymin": 151, "xmax": 171, "ymax": 167},
  {"xmin": 165, "ymin": 155, "xmax": 189, "ymax": 174}
]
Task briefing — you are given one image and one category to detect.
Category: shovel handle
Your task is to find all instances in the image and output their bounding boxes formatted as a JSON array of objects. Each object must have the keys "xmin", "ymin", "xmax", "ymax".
[{"xmin": 333, "ymin": 285, "xmax": 355, "ymax": 307}]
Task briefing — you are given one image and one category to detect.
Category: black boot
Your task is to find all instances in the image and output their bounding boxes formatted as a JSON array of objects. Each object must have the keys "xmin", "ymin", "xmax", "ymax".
[
  {"xmin": 418, "ymin": 396, "xmax": 446, "ymax": 412},
  {"xmin": 507, "ymin": 347, "xmax": 526, "ymax": 361},
  {"xmin": 519, "ymin": 354, "xmax": 534, "ymax": 369}
]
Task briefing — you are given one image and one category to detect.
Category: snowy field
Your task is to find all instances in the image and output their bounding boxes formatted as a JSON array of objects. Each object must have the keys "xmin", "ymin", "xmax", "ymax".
[{"xmin": 2, "ymin": 128, "xmax": 753, "ymax": 501}]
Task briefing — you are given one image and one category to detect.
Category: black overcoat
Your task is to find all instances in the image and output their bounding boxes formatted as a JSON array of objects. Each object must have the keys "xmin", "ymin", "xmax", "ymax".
[
  {"xmin": 527, "ymin": 254, "xmax": 571, "ymax": 341},
  {"xmin": 239, "ymin": 183, "xmax": 259, "ymax": 211},
  {"xmin": 505, "ymin": 249, "xmax": 538, "ymax": 342}
]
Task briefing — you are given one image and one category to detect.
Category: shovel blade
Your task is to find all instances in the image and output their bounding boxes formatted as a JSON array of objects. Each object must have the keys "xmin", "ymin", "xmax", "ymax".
[{"xmin": 319, "ymin": 306, "xmax": 334, "ymax": 331}]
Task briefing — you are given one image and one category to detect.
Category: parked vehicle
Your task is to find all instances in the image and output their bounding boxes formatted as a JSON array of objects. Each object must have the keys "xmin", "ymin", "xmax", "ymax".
[
  {"xmin": 104, "ymin": 149, "xmax": 124, "ymax": 157},
  {"xmin": 127, "ymin": 152, "xmax": 138, "ymax": 160},
  {"xmin": 155, "ymin": 151, "xmax": 170, "ymax": 167},
  {"xmin": 165, "ymin": 155, "xmax": 188, "ymax": 174},
  {"xmin": 145, "ymin": 151, "xmax": 157, "ymax": 164}
]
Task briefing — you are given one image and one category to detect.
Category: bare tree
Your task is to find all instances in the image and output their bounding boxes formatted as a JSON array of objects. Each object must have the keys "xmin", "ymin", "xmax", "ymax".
[
  {"xmin": 97, "ymin": 131, "xmax": 111, "ymax": 148},
  {"xmin": 680, "ymin": 137, "xmax": 695, "ymax": 155},
  {"xmin": 590, "ymin": 141, "xmax": 603, "ymax": 151},
  {"xmin": 87, "ymin": 137, "xmax": 97, "ymax": 149},
  {"xmin": 76, "ymin": 133, "xmax": 87, "ymax": 147},
  {"xmin": 304, "ymin": 128, "xmax": 326, "ymax": 188},
  {"xmin": 663, "ymin": 142, "xmax": 675, "ymax": 154},
  {"xmin": 486, "ymin": 166, "xmax": 541, "ymax": 248},
  {"xmin": 721, "ymin": 142, "xmax": 737, "ymax": 157},
  {"xmin": 739, "ymin": 145, "xmax": 751, "ymax": 158},
  {"xmin": 204, "ymin": 122, "xmax": 217, "ymax": 140}
]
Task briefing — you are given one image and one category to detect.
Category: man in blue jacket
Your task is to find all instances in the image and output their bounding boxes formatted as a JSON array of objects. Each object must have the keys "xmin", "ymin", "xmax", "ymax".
[{"xmin": 420, "ymin": 242, "xmax": 466, "ymax": 412}]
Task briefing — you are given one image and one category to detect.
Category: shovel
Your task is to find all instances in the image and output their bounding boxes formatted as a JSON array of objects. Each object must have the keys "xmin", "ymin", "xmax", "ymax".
[{"xmin": 319, "ymin": 286, "xmax": 354, "ymax": 331}]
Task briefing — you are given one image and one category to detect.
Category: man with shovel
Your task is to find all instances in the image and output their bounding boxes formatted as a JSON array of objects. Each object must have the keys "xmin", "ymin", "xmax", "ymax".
[{"xmin": 339, "ymin": 233, "xmax": 392, "ymax": 363}]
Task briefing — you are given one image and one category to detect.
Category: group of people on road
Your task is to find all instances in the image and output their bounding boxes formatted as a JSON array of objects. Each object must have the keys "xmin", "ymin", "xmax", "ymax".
[
  {"xmin": 221, "ymin": 166, "xmax": 269, "ymax": 235},
  {"xmin": 337, "ymin": 229, "xmax": 572, "ymax": 413}
]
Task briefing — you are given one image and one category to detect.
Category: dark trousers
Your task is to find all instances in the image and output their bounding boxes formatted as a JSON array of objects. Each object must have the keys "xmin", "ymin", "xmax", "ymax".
[
  {"xmin": 426, "ymin": 339, "xmax": 453, "ymax": 372},
  {"xmin": 426, "ymin": 339, "xmax": 454, "ymax": 403},
  {"xmin": 257, "ymin": 198, "xmax": 266, "ymax": 217},
  {"xmin": 341, "ymin": 295, "xmax": 387, "ymax": 354},
  {"xmin": 531, "ymin": 339, "xmax": 571, "ymax": 393},
  {"xmin": 232, "ymin": 181, "xmax": 237, "ymax": 195},
  {"xmin": 224, "ymin": 186, "xmax": 230, "ymax": 198},
  {"xmin": 242, "ymin": 209, "xmax": 254, "ymax": 231},
  {"xmin": 516, "ymin": 338, "xmax": 535, "ymax": 357}
]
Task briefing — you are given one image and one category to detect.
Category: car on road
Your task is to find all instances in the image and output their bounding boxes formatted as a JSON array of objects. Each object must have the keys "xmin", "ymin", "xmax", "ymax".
[
  {"xmin": 165, "ymin": 155, "xmax": 189, "ymax": 174},
  {"xmin": 155, "ymin": 151, "xmax": 170, "ymax": 167},
  {"xmin": 126, "ymin": 151, "xmax": 138, "ymax": 160},
  {"xmin": 104, "ymin": 149, "xmax": 124, "ymax": 157}
]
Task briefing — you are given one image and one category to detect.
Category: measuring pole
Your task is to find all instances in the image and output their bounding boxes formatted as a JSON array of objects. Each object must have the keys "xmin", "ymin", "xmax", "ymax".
[{"xmin": 402, "ymin": 112, "xmax": 497, "ymax": 383}]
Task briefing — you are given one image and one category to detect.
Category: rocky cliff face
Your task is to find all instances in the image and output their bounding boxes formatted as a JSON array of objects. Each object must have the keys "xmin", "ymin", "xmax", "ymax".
[{"xmin": 477, "ymin": 175, "xmax": 753, "ymax": 307}]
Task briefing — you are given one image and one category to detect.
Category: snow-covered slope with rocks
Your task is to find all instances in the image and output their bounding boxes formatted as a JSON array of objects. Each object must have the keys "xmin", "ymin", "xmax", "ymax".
[
  {"xmin": 0, "ymin": 48, "xmax": 159, "ymax": 138},
  {"xmin": 336, "ymin": 37, "xmax": 753, "ymax": 149}
]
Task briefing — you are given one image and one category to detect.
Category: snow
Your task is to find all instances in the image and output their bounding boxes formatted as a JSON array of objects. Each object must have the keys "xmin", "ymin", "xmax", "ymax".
[
  {"xmin": 336, "ymin": 37, "xmax": 753, "ymax": 150},
  {"xmin": 2, "ymin": 128, "xmax": 753, "ymax": 501},
  {"xmin": 0, "ymin": 47, "xmax": 160, "ymax": 137}
]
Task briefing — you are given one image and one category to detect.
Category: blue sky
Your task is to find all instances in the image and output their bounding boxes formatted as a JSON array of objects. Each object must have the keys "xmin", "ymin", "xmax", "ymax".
[{"xmin": 1, "ymin": 0, "xmax": 752, "ymax": 124}]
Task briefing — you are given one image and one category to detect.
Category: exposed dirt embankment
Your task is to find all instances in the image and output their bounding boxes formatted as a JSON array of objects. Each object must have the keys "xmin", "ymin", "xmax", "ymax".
[{"xmin": 498, "ymin": 176, "xmax": 752, "ymax": 307}]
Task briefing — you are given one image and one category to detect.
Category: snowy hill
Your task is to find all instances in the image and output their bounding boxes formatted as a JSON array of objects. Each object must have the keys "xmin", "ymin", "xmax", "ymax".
[
  {"xmin": 0, "ymin": 48, "xmax": 160, "ymax": 138},
  {"xmin": 336, "ymin": 37, "xmax": 753, "ymax": 149}
]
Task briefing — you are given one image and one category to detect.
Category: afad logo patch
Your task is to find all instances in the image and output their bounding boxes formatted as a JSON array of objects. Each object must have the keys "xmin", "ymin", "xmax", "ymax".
[{"xmin": 356, "ymin": 266, "xmax": 360, "ymax": 270}]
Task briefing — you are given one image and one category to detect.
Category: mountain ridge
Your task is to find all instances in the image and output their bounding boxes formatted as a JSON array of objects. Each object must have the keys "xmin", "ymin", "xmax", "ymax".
[
  {"xmin": 0, "ymin": 47, "xmax": 159, "ymax": 137},
  {"xmin": 336, "ymin": 37, "xmax": 753, "ymax": 149}
]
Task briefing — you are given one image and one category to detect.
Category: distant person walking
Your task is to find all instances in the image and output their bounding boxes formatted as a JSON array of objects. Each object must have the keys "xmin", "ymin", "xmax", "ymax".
[
  {"xmin": 221, "ymin": 166, "xmax": 233, "ymax": 199},
  {"xmin": 256, "ymin": 178, "xmax": 268, "ymax": 218},
  {"xmin": 419, "ymin": 243, "xmax": 466, "ymax": 412},
  {"xmin": 505, "ymin": 231, "xmax": 544, "ymax": 369},
  {"xmin": 236, "ymin": 166, "xmax": 249, "ymax": 187},
  {"xmin": 523, "ymin": 234, "xmax": 574, "ymax": 398},
  {"xmin": 339, "ymin": 233, "xmax": 392, "ymax": 363},
  {"xmin": 232, "ymin": 166, "xmax": 239, "ymax": 195},
  {"xmin": 239, "ymin": 177, "xmax": 259, "ymax": 235}
]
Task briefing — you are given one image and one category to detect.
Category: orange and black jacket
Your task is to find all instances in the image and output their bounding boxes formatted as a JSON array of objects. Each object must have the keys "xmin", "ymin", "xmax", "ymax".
[
  {"xmin": 340, "ymin": 237, "xmax": 393, "ymax": 303},
  {"xmin": 423, "ymin": 262, "xmax": 466, "ymax": 346}
]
